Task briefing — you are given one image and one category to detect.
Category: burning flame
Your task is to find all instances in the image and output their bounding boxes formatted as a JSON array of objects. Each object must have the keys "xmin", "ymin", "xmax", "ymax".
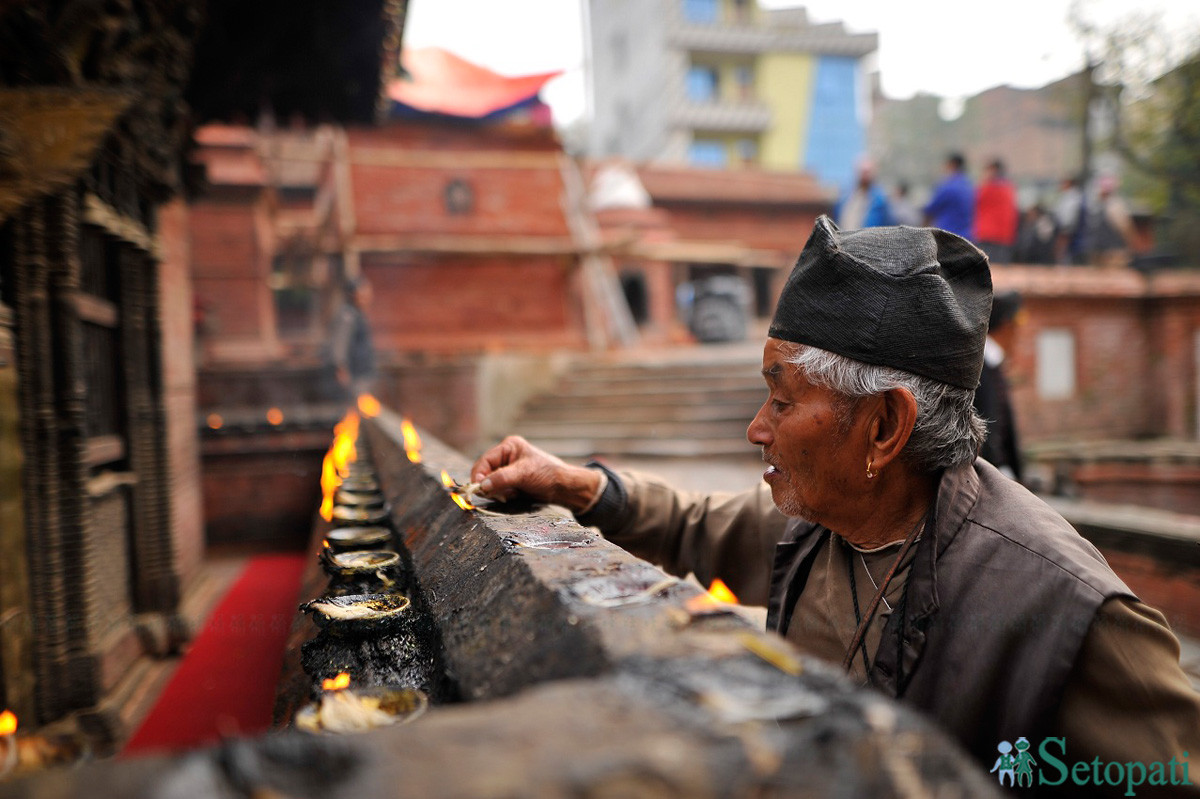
[
  {"xmin": 685, "ymin": 578, "xmax": 739, "ymax": 614},
  {"xmin": 322, "ymin": 672, "xmax": 351, "ymax": 691},
  {"xmin": 267, "ymin": 407, "xmax": 284, "ymax": 425},
  {"xmin": 0, "ymin": 709, "xmax": 16, "ymax": 735},
  {"xmin": 441, "ymin": 471, "xmax": 474, "ymax": 511},
  {"xmin": 319, "ymin": 411, "xmax": 360, "ymax": 521},
  {"xmin": 357, "ymin": 393, "xmax": 381, "ymax": 418},
  {"xmin": 206, "ymin": 413, "xmax": 223, "ymax": 430},
  {"xmin": 707, "ymin": 579, "xmax": 738, "ymax": 603},
  {"xmin": 400, "ymin": 418, "xmax": 422, "ymax": 463}
]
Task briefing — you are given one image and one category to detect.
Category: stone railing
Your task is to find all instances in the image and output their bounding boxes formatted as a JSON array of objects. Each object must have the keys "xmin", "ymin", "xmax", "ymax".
[{"xmin": 9, "ymin": 407, "xmax": 999, "ymax": 798}]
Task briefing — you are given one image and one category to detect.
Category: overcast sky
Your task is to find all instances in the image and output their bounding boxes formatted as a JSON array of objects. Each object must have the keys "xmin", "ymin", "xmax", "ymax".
[{"xmin": 403, "ymin": 0, "xmax": 1199, "ymax": 127}]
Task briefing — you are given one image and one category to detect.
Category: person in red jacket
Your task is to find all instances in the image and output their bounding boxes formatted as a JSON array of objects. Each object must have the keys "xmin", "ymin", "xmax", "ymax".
[{"xmin": 974, "ymin": 159, "xmax": 1019, "ymax": 263}]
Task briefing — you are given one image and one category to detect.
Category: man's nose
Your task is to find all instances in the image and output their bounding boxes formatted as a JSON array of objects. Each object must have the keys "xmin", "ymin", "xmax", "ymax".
[{"xmin": 747, "ymin": 403, "xmax": 771, "ymax": 447}]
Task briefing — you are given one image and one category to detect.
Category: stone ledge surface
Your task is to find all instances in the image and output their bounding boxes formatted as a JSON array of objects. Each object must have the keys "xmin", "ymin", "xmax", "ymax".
[
  {"xmin": 5, "ymin": 408, "xmax": 1000, "ymax": 797},
  {"xmin": 15, "ymin": 676, "xmax": 999, "ymax": 798}
]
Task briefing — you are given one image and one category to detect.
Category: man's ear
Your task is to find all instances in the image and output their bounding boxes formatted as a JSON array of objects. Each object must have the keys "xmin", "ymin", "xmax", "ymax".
[{"xmin": 865, "ymin": 387, "xmax": 918, "ymax": 471}]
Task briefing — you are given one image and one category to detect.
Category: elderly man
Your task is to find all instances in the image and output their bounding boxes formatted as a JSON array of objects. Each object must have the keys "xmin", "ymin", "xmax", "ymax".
[{"xmin": 473, "ymin": 218, "xmax": 1199, "ymax": 790}]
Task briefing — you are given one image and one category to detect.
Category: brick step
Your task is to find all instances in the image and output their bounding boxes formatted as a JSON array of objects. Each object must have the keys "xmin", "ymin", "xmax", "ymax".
[
  {"xmin": 554, "ymin": 375, "xmax": 763, "ymax": 394},
  {"xmin": 566, "ymin": 363, "xmax": 762, "ymax": 380},
  {"xmin": 513, "ymin": 346, "xmax": 765, "ymax": 459},
  {"xmin": 524, "ymin": 386, "xmax": 766, "ymax": 409},
  {"xmin": 525, "ymin": 436, "xmax": 758, "ymax": 459},
  {"xmin": 516, "ymin": 401, "xmax": 761, "ymax": 424},
  {"xmin": 515, "ymin": 418, "xmax": 754, "ymax": 440},
  {"xmin": 565, "ymin": 357, "xmax": 759, "ymax": 376}
]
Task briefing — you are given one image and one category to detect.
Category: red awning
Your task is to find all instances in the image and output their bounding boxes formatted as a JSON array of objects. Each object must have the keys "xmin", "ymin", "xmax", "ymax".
[{"xmin": 387, "ymin": 47, "xmax": 562, "ymax": 118}]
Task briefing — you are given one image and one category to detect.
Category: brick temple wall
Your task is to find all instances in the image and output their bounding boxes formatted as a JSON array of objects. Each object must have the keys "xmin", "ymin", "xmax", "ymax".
[
  {"xmin": 348, "ymin": 126, "xmax": 572, "ymax": 240},
  {"xmin": 993, "ymin": 266, "xmax": 1200, "ymax": 443},
  {"xmin": 658, "ymin": 203, "xmax": 823, "ymax": 255},
  {"xmin": 347, "ymin": 122, "xmax": 586, "ymax": 354},
  {"xmin": 360, "ymin": 252, "xmax": 585, "ymax": 355},
  {"xmin": 189, "ymin": 191, "xmax": 282, "ymax": 365}
]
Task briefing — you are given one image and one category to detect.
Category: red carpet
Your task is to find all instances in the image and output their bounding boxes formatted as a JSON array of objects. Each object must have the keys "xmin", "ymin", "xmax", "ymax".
[{"xmin": 122, "ymin": 553, "xmax": 306, "ymax": 755}]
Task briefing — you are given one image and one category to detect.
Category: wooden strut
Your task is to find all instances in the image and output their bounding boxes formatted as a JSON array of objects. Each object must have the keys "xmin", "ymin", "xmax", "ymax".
[
  {"xmin": 13, "ymin": 199, "xmax": 71, "ymax": 722},
  {"xmin": 557, "ymin": 155, "xmax": 639, "ymax": 350},
  {"xmin": 45, "ymin": 190, "xmax": 97, "ymax": 711}
]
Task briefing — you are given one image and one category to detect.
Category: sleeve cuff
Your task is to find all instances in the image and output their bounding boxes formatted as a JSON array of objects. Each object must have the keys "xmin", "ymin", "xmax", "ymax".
[
  {"xmin": 575, "ymin": 470, "xmax": 609, "ymax": 514},
  {"xmin": 574, "ymin": 461, "xmax": 628, "ymax": 532}
]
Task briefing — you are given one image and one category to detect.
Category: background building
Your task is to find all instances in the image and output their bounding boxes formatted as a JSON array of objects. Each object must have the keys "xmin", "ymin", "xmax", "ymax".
[
  {"xmin": 870, "ymin": 73, "xmax": 1093, "ymax": 206},
  {"xmin": 588, "ymin": 159, "xmax": 830, "ymax": 342},
  {"xmin": 188, "ymin": 49, "xmax": 613, "ymax": 548},
  {"xmin": 586, "ymin": 0, "xmax": 877, "ymax": 187}
]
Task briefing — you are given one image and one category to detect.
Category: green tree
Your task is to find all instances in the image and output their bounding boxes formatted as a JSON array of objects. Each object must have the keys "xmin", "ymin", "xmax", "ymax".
[{"xmin": 1070, "ymin": 5, "xmax": 1200, "ymax": 263}]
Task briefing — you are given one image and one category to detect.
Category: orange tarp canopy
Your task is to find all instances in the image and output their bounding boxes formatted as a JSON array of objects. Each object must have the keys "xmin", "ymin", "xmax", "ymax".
[{"xmin": 387, "ymin": 47, "xmax": 561, "ymax": 118}]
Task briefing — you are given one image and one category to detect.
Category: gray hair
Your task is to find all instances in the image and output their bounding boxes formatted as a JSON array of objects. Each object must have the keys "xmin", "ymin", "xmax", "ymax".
[{"xmin": 782, "ymin": 344, "xmax": 986, "ymax": 473}]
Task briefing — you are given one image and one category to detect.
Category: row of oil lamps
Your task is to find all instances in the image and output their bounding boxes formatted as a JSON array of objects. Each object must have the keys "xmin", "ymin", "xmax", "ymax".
[
  {"xmin": 291, "ymin": 405, "xmax": 751, "ymax": 735},
  {"xmin": 296, "ymin": 447, "xmax": 429, "ymax": 735}
]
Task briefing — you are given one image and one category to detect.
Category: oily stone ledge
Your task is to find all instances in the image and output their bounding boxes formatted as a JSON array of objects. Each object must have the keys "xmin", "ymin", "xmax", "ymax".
[{"xmin": 5, "ymin": 409, "xmax": 1000, "ymax": 798}]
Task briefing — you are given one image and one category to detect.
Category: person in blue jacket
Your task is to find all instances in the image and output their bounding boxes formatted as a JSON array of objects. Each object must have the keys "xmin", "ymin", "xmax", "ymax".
[{"xmin": 923, "ymin": 152, "xmax": 974, "ymax": 238}]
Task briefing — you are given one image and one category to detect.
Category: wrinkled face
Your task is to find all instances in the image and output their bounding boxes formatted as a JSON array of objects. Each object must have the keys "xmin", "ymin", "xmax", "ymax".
[{"xmin": 747, "ymin": 339, "xmax": 866, "ymax": 524}]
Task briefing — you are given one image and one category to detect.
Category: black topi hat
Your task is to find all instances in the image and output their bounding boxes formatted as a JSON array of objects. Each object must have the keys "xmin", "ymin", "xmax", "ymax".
[{"xmin": 769, "ymin": 216, "xmax": 993, "ymax": 390}]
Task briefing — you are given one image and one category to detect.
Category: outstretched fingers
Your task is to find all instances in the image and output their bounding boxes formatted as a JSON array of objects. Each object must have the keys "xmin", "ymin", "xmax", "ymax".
[
  {"xmin": 472, "ymin": 436, "xmax": 528, "ymax": 481},
  {"xmin": 470, "ymin": 436, "xmax": 543, "ymax": 501}
]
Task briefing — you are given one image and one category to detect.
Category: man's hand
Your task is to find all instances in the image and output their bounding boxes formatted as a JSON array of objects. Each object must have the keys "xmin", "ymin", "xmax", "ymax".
[{"xmin": 470, "ymin": 436, "xmax": 602, "ymax": 513}]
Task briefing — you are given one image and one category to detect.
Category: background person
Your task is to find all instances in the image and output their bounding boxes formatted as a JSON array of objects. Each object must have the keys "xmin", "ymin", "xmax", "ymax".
[
  {"xmin": 889, "ymin": 181, "xmax": 922, "ymax": 227},
  {"xmin": 1054, "ymin": 176, "xmax": 1086, "ymax": 265},
  {"xmin": 973, "ymin": 290, "xmax": 1023, "ymax": 481},
  {"xmin": 1013, "ymin": 204, "xmax": 1057, "ymax": 264},
  {"xmin": 923, "ymin": 152, "xmax": 974, "ymax": 238},
  {"xmin": 834, "ymin": 160, "xmax": 893, "ymax": 229},
  {"xmin": 974, "ymin": 159, "xmax": 1019, "ymax": 264},
  {"xmin": 1083, "ymin": 175, "xmax": 1136, "ymax": 268},
  {"xmin": 328, "ymin": 275, "xmax": 378, "ymax": 400}
]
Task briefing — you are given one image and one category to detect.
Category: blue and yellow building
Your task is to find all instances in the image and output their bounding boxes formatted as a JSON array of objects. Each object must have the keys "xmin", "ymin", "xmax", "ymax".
[{"xmin": 587, "ymin": 0, "xmax": 877, "ymax": 189}]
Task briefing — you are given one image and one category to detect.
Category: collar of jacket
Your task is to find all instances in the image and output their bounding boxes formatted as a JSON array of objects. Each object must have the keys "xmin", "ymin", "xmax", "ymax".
[{"xmin": 765, "ymin": 461, "xmax": 983, "ymax": 696}]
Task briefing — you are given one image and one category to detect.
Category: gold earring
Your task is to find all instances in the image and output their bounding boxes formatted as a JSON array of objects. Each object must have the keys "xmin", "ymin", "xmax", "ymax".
[{"xmin": 866, "ymin": 459, "xmax": 876, "ymax": 479}]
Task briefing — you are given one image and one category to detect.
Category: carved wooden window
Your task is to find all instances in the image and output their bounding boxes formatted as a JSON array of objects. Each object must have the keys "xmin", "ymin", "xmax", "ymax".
[{"xmin": 78, "ymin": 225, "xmax": 125, "ymax": 465}]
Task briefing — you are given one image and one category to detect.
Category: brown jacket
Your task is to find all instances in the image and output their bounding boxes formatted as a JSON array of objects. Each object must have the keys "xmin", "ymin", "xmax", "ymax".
[{"xmin": 581, "ymin": 459, "xmax": 1200, "ymax": 791}]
